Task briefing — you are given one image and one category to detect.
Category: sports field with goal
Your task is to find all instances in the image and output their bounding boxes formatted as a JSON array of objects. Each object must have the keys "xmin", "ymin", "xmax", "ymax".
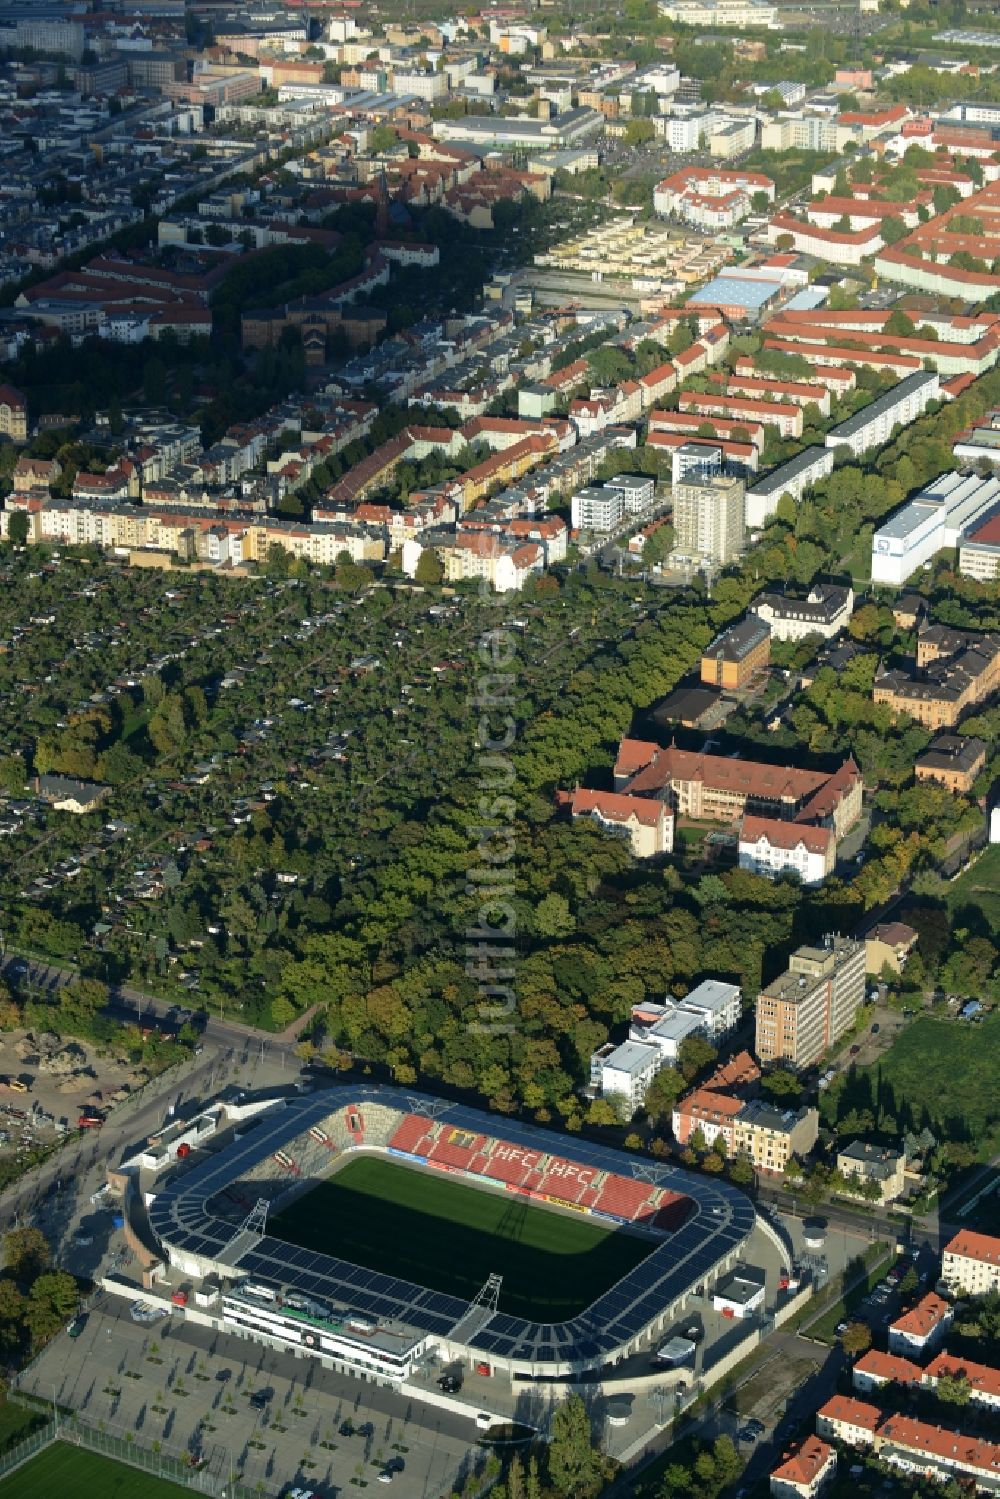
[
  {"xmin": 0, "ymin": 1445, "xmax": 193, "ymax": 1499},
  {"xmin": 269, "ymin": 1156, "xmax": 651, "ymax": 1318}
]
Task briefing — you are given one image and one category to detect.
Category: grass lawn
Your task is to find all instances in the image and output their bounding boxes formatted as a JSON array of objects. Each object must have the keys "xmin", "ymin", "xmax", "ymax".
[
  {"xmin": 0, "ymin": 1445, "xmax": 193, "ymax": 1498},
  {"xmin": 0, "ymin": 1403, "xmax": 44, "ymax": 1457},
  {"xmin": 946, "ymin": 844, "xmax": 1000, "ymax": 931},
  {"xmin": 853, "ymin": 1012, "xmax": 1000, "ymax": 1142},
  {"xmin": 270, "ymin": 1156, "xmax": 652, "ymax": 1318}
]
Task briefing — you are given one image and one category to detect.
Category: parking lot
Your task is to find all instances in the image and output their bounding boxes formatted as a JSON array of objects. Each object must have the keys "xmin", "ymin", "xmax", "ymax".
[{"xmin": 18, "ymin": 1299, "xmax": 482, "ymax": 1498}]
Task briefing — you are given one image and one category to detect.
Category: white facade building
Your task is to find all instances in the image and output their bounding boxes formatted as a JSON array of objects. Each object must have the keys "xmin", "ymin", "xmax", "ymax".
[
  {"xmin": 571, "ymin": 484, "xmax": 625, "ymax": 532},
  {"xmin": 825, "ymin": 371, "xmax": 940, "ymax": 461},
  {"xmin": 941, "ymin": 1229, "xmax": 1000, "ymax": 1297},
  {"xmin": 871, "ymin": 470, "xmax": 1000, "ymax": 585},
  {"xmin": 590, "ymin": 1040, "xmax": 660, "ymax": 1110},
  {"xmin": 738, "ymin": 820, "xmax": 835, "ymax": 885}
]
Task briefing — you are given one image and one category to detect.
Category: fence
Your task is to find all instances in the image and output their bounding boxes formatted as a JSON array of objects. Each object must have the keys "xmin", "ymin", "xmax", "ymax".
[
  {"xmin": 7, "ymin": 1397, "xmax": 265, "ymax": 1499},
  {"xmin": 0, "ymin": 1419, "xmax": 56, "ymax": 1485}
]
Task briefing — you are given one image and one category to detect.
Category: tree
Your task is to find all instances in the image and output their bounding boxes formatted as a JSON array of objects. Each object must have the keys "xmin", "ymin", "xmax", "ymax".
[
  {"xmin": 840, "ymin": 1321, "xmax": 872, "ymax": 1358},
  {"xmin": 761, "ymin": 1068, "xmax": 801, "ymax": 1103},
  {"xmin": 677, "ymin": 1032, "xmax": 717, "ymax": 1083},
  {"xmin": 546, "ymin": 1395, "xmax": 603, "ymax": 1499},
  {"xmin": 3, "ymin": 1226, "xmax": 50, "ymax": 1283},
  {"xmin": 533, "ymin": 893, "xmax": 575, "ymax": 939},
  {"xmin": 6, "ymin": 510, "xmax": 29, "ymax": 546},
  {"xmin": 937, "ymin": 1372, "xmax": 971, "ymax": 1405},
  {"xmin": 898, "ymin": 1265, "xmax": 919, "ymax": 1297},
  {"xmin": 414, "ymin": 549, "xmax": 444, "ymax": 585},
  {"xmin": 729, "ymin": 1154, "xmax": 755, "ymax": 1187},
  {"xmin": 26, "ymin": 1271, "xmax": 78, "ymax": 1346},
  {"xmin": 624, "ymin": 119, "xmax": 656, "ymax": 148},
  {"xmin": 885, "ymin": 310, "xmax": 916, "ymax": 337}
]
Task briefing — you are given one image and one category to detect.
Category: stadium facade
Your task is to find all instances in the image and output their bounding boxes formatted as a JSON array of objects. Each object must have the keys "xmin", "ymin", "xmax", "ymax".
[{"xmin": 144, "ymin": 1084, "xmax": 756, "ymax": 1382}]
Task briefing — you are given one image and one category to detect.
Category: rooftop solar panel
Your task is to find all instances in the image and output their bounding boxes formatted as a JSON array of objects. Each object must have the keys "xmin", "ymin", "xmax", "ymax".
[{"xmin": 146, "ymin": 1083, "xmax": 755, "ymax": 1372}]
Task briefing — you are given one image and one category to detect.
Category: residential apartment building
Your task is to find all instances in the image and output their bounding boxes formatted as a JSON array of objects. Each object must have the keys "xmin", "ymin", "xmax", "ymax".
[
  {"xmin": 570, "ymin": 484, "xmax": 624, "ymax": 533},
  {"xmin": 872, "ymin": 630, "xmax": 1000, "ymax": 730},
  {"xmin": 0, "ymin": 384, "xmax": 28, "ymax": 443},
  {"xmin": 755, "ymin": 937, "xmax": 867, "ymax": 1069},
  {"xmin": 914, "ymin": 734, "xmax": 987, "ymax": 793},
  {"xmin": 879, "ymin": 1417, "xmax": 1000, "ymax": 1491},
  {"xmin": 769, "ymin": 1437, "xmax": 837, "ymax": 1499},
  {"xmin": 738, "ymin": 816, "xmax": 835, "ymax": 886},
  {"xmin": 942, "ymin": 1229, "xmax": 1000, "ymax": 1296},
  {"xmin": 852, "ymin": 1351, "xmax": 922, "ymax": 1397},
  {"xmin": 679, "ymin": 390, "xmax": 803, "ymax": 440},
  {"xmin": 672, "ymin": 1087, "xmax": 745, "ymax": 1151},
  {"xmin": 672, "ymin": 472, "xmax": 746, "ymax": 566},
  {"xmin": 559, "ymin": 788, "xmax": 674, "ymax": 859},
  {"xmin": 589, "ymin": 1040, "xmax": 661, "ymax": 1111},
  {"xmin": 816, "ymin": 1396, "xmax": 881, "ymax": 1449},
  {"xmin": 632, "ymin": 981, "xmax": 742, "ymax": 1053},
  {"xmin": 863, "ymin": 921, "xmax": 918, "ymax": 977},
  {"xmin": 751, "ymin": 585, "xmax": 853, "ymax": 643},
  {"xmin": 744, "ymin": 447, "xmax": 835, "ymax": 529},
  {"xmin": 700, "ymin": 614, "xmax": 771, "ymax": 690},
  {"xmin": 731, "ymin": 1100, "xmax": 819, "ymax": 1175},
  {"xmin": 836, "ymin": 1141, "xmax": 906, "ymax": 1204},
  {"xmin": 924, "ymin": 1354, "xmax": 1000, "ymax": 1413},
  {"xmin": 888, "ymin": 1293, "xmax": 954, "ymax": 1358},
  {"xmin": 825, "ymin": 372, "xmax": 940, "ymax": 460}
]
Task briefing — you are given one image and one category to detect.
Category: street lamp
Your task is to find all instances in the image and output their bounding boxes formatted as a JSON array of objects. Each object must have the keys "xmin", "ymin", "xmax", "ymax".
[{"xmin": 51, "ymin": 1385, "xmax": 59, "ymax": 1433}]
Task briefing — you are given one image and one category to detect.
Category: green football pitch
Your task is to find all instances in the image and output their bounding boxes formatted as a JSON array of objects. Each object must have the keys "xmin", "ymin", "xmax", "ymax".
[
  {"xmin": 269, "ymin": 1155, "xmax": 652, "ymax": 1318},
  {"xmin": 0, "ymin": 1444, "xmax": 193, "ymax": 1498}
]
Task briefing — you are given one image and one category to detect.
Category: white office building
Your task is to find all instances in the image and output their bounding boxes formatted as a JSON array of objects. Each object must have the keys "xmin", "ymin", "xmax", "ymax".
[{"xmin": 871, "ymin": 470, "xmax": 1000, "ymax": 586}]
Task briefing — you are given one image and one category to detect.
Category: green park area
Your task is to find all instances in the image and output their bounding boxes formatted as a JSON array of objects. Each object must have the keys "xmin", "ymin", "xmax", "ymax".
[
  {"xmin": 270, "ymin": 1156, "xmax": 651, "ymax": 1319},
  {"xmin": 946, "ymin": 845, "xmax": 1000, "ymax": 933}
]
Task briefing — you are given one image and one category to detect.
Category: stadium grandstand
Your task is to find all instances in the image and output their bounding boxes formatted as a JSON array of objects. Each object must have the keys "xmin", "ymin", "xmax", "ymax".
[{"xmin": 143, "ymin": 1084, "xmax": 755, "ymax": 1382}]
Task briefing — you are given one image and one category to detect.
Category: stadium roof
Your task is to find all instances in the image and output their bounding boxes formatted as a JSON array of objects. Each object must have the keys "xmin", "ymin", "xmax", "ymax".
[{"xmin": 147, "ymin": 1084, "xmax": 755, "ymax": 1372}]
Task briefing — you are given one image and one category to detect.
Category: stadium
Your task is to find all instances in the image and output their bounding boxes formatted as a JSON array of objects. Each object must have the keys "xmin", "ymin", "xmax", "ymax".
[{"xmin": 144, "ymin": 1083, "xmax": 756, "ymax": 1383}]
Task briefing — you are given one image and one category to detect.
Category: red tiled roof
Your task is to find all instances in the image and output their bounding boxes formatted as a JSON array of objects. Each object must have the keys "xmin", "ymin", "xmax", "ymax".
[
  {"xmin": 945, "ymin": 1229, "xmax": 1000, "ymax": 1268},
  {"xmin": 891, "ymin": 1292, "xmax": 951, "ymax": 1340},
  {"xmin": 771, "ymin": 1436, "xmax": 835, "ymax": 1490},
  {"xmin": 739, "ymin": 815, "xmax": 833, "ymax": 856},
  {"xmin": 567, "ymin": 788, "xmax": 668, "ymax": 829},
  {"xmin": 818, "ymin": 1395, "xmax": 881, "ymax": 1431},
  {"xmin": 854, "ymin": 1349, "xmax": 922, "ymax": 1385},
  {"xmin": 877, "ymin": 1415, "xmax": 1000, "ymax": 1477},
  {"xmin": 926, "ymin": 1353, "xmax": 1000, "ymax": 1400}
]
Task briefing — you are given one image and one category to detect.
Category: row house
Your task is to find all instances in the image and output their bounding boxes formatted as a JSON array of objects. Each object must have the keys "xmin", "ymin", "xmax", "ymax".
[
  {"xmin": 651, "ymin": 409, "xmax": 767, "ymax": 453},
  {"xmin": 724, "ymin": 374, "xmax": 831, "ymax": 418},
  {"xmin": 733, "ymin": 354, "xmax": 855, "ymax": 397},
  {"xmin": 679, "ymin": 389, "xmax": 803, "ymax": 440}
]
